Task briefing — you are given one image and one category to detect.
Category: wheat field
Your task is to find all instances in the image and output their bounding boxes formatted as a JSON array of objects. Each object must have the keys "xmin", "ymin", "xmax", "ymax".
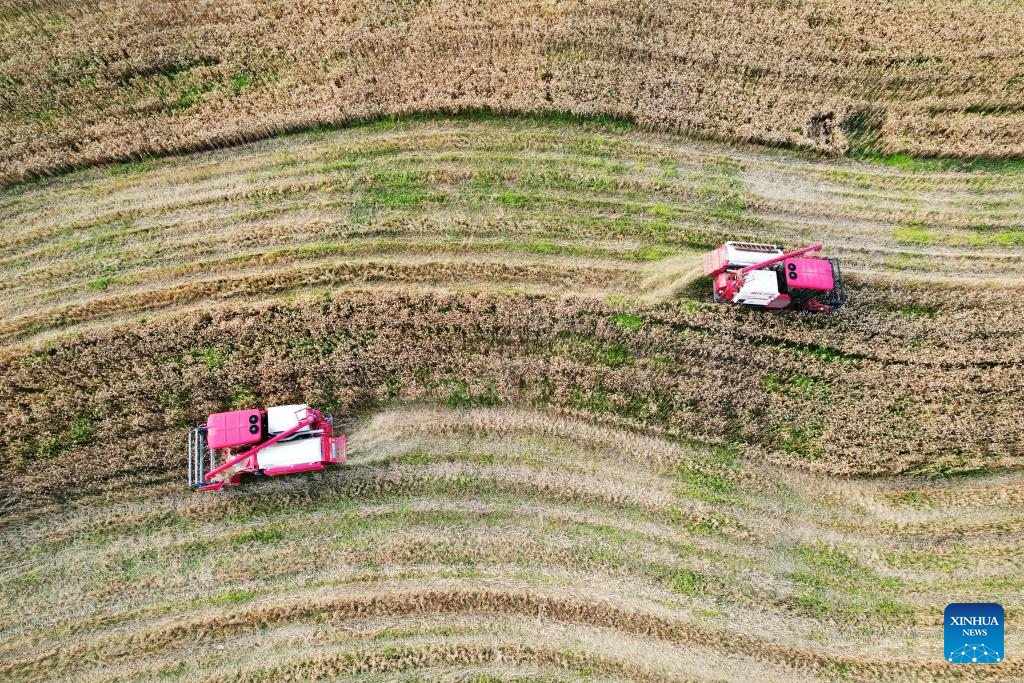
[
  {"xmin": 1, "ymin": 113, "xmax": 1023, "ymax": 681},
  {"xmin": 3, "ymin": 0, "xmax": 1024, "ymax": 183},
  {"xmin": 3, "ymin": 0, "xmax": 1024, "ymax": 678}
]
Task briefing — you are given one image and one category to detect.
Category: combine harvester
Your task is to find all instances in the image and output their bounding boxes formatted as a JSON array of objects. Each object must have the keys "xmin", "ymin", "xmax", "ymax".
[
  {"xmin": 188, "ymin": 404, "xmax": 346, "ymax": 490},
  {"xmin": 703, "ymin": 242, "xmax": 845, "ymax": 312}
]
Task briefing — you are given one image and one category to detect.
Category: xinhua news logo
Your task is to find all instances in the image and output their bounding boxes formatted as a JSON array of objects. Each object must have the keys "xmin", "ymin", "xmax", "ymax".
[{"xmin": 944, "ymin": 603, "xmax": 1004, "ymax": 663}]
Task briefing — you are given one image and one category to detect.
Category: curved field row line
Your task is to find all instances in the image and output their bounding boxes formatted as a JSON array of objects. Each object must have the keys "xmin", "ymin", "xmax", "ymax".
[
  {"xmin": 22, "ymin": 638, "xmax": 671, "ymax": 683},
  {"xmin": 0, "ymin": 230, "xmax": 666, "ymax": 294},
  {"xmin": 0, "ymin": 200, "xmax": 1013, "ymax": 290},
  {"xmin": 358, "ymin": 406, "xmax": 1024, "ymax": 522},
  {"xmin": 1, "ymin": 243, "xmax": 667, "ymax": 318},
  {"xmin": 3, "ymin": 114, "xmax": 1021, "ymax": 210},
  {"xmin": 3, "ymin": 458, "xmax": 1011, "ymax": 618},
  {"xmin": 57, "ymin": 620, "xmax": 741, "ymax": 683},
  {"xmin": 0, "ymin": 559, "xmax": 746, "ymax": 660},
  {"xmin": 4, "ymin": 587, "xmax": 1014, "ymax": 683},
  {"xmin": 5, "ymin": 177, "xmax": 1015, "ymax": 278},
  {"xmin": 10, "ymin": 164, "xmax": 1014, "ymax": 258},
  {"xmin": 0, "ymin": 259, "xmax": 638, "ymax": 343},
  {"xmin": 5, "ymin": 123, "xmax": 1019, "ymax": 225},
  {"xmin": 0, "ymin": 428, "xmax": 1011, "ymax": 651},
  {"xmin": 6, "ymin": 402, "xmax": 1024, "ymax": 543}
]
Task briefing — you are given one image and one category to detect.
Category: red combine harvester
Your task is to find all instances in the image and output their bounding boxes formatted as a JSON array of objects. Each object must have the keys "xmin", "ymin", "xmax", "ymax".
[
  {"xmin": 188, "ymin": 404, "xmax": 346, "ymax": 490},
  {"xmin": 703, "ymin": 242, "xmax": 845, "ymax": 312}
]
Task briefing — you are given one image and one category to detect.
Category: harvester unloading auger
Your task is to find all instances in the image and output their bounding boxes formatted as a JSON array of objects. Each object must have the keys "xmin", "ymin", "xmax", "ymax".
[
  {"xmin": 188, "ymin": 404, "xmax": 346, "ymax": 490},
  {"xmin": 703, "ymin": 242, "xmax": 845, "ymax": 312}
]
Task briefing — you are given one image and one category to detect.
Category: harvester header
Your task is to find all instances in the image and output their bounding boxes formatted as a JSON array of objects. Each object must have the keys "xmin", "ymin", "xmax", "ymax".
[{"xmin": 703, "ymin": 241, "xmax": 845, "ymax": 312}]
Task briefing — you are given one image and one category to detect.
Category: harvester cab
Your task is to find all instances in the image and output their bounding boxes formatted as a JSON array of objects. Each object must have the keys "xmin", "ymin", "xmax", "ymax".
[
  {"xmin": 702, "ymin": 241, "xmax": 845, "ymax": 312},
  {"xmin": 188, "ymin": 404, "xmax": 346, "ymax": 490}
]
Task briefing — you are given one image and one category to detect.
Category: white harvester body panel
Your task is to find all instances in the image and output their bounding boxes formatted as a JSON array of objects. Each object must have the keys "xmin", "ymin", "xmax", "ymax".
[
  {"xmin": 733, "ymin": 270, "xmax": 780, "ymax": 306},
  {"xmin": 267, "ymin": 404, "xmax": 312, "ymax": 435},
  {"xmin": 256, "ymin": 437, "xmax": 322, "ymax": 469},
  {"xmin": 723, "ymin": 242, "xmax": 784, "ymax": 267}
]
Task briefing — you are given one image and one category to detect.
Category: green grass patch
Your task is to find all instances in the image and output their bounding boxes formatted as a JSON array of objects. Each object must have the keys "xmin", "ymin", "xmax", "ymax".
[
  {"xmin": 569, "ymin": 135, "xmax": 620, "ymax": 158},
  {"xmin": 228, "ymin": 67, "xmax": 274, "ymax": 97},
  {"xmin": 675, "ymin": 463, "xmax": 734, "ymax": 503},
  {"xmin": 790, "ymin": 543, "xmax": 911, "ymax": 623},
  {"xmin": 860, "ymin": 152, "xmax": 953, "ymax": 172},
  {"xmin": 501, "ymin": 240, "xmax": 583, "ymax": 257},
  {"xmin": 442, "ymin": 380, "xmax": 500, "ymax": 409},
  {"xmin": 568, "ymin": 387, "xmax": 611, "ymax": 414},
  {"xmin": 68, "ymin": 416, "xmax": 95, "ymax": 446},
  {"xmin": 670, "ymin": 568, "xmax": 705, "ymax": 595},
  {"xmin": 108, "ymin": 159, "xmax": 154, "ymax": 177},
  {"xmin": 886, "ymin": 490, "xmax": 934, "ymax": 508},
  {"xmin": 229, "ymin": 389, "xmax": 257, "ymax": 410},
  {"xmin": 495, "ymin": 191, "xmax": 539, "ymax": 207},
  {"xmin": 372, "ymin": 189, "xmax": 446, "ymax": 206},
  {"xmin": 883, "ymin": 252, "xmax": 933, "ymax": 273},
  {"xmin": 983, "ymin": 230, "xmax": 1024, "ymax": 247},
  {"xmin": 598, "ymin": 343, "xmax": 632, "ymax": 368},
  {"xmin": 762, "ymin": 372, "xmax": 829, "ymax": 395},
  {"xmin": 609, "ymin": 312, "xmax": 643, "ymax": 331},
  {"xmin": 883, "ymin": 302, "xmax": 940, "ymax": 318},
  {"xmin": 627, "ymin": 246, "xmax": 676, "ymax": 261},
  {"xmin": 358, "ymin": 169, "xmax": 448, "ymax": 206},
  {"xmin": 884, "ymin": 546, "xmax": 977, "ymax": 572},
  {"xmin": 647, "ymin": 203, "xmax": 677, "ymax": 218},
  {"xmin": 771, "ymin": 420, "xmax": 826, "ymax": 460},
  {"xmin": 673, "ymin": 443, "xmax": 742, "ymax": 504},
  {"xmin": 88, "ymin": 275, "xmax": 121, "ymax": 290},
  {"xmin": 400, "ymin": 448, "xmax": 433, "ymax": 466},
  {"xmin": 196, "ymin": 346, "xmax": 228, "ymax": 371},
  {"xmin": 206, "ymin": 589, "xmax": 257, "ymax": 606},
  {"xmin": 174, "ymin": 82, "xmax": 216, "ymax": 111},
  {"xmin": 894, "ymin": 222, "xmax": 1024, "ymax": 248},
  {"xmin": 893, "ymin": 222, "xmax": 933, "ymax": 244},
  {"xmin": 696, "ymin": 159, "xmax": 748, "ymax": 222},
  {"xmin": 552, "ymin": 334, "xmax": 634, "ymax": 369}
]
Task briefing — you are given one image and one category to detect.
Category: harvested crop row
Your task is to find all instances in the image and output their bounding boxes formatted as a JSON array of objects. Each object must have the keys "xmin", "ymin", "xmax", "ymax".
[
  {"xmin": 3, "ymin": 118, "xmax": 1023, "ymax": 347},
  {"xmin": 1, "ymin": 570, "xmax": 1015, "ymax": 682},
  {"xmin": 10, "ymin": 410, "xmax": 1016, "ymax": 584},
  {"xmin": 3, "ymin": 0, "xmax": 1024, "ymax": 181},
  {"xmin": 0, "ymin": 258, "xmax": 637, "ymax": 342},
  {"xmin": 3, "ymin": 403, "xmax": 1020, "ymax": 682}
]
